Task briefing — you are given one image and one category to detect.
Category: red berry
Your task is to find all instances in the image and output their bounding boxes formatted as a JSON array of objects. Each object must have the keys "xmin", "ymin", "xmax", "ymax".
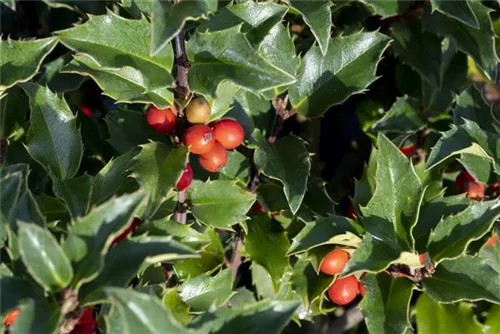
[
  {"xmin": 399, "ymin": 144, "xmax": 415, "ymax": 158},
  {"xmin": 212, "ymin": 119, "xmax": 245, "ymax": 150},
  {"xmin": 76, "ymin": 308, "xmax": 95, "ymax": 325},
  {"xmin": 111, "ymin": 218, "xmax": 141, "ymax": 246},
  {"xmin": 79, "ymin": 103, "xmax": 92, "ymax": 117},
  {"xmin": 358, "ymin": 282, "xmax": 366, "ymax": 297},
  {"xmin": 252, "ymin": 202, "xmax": 266, "ymax": 213},
  {"xmin": 184, "ymin": 124, "xmax": 215, "ymax": 155},
  {"xmin": 347, "ymin": 203, "xmax": 356, "ymax": 219},
  {"xmin": 199, "ymin": 142, "xmax": 228, "ymax": 173},
  {"xmin": 419, "ymin": 253, "xmax": 427, "ymax": 265},
  {"xmin": 146, "ymin": 105, "xmax": 176, "ymax": 134},
  {"xmin": 485, "ymin": 233, "xmax": 498, "ymax": 247},
  {"xmin": 327, "ymin": 275, "xmax": 359, "ymax": 305},
  {"xmin": 3, "ymin": 310, "xmax": 20, "ymax": 326},
  {"xmin": 319, "ymin": 249, "xmax": 350, "ymax": 276},
  {"xmin": 456, "ymin": 171, "xmax": 485, "ymax": 200},
  {"xmin": 176, "ymin": 164, "xmax": 193, "ymax": 191}
]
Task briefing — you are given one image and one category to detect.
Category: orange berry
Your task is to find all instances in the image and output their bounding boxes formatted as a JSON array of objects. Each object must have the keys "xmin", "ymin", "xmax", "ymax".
[
  {"xmin": 212, "ymin": 119, "xmax": 245, "ymax": 150},
  {"xmin": 146, "ymin": 105, "xmax": 176, "ymax": 134},
  {"xmin": 183, "ymin": 125, "xmax": 215, "ymax": 155},
  {"xmin": 319, "ymin": 249, "xmax": 350, "ymax": 276},
  {"xmin": 327, "ymin": 275, "xmax": 359, "ymax": 305},
  {"xmin": 199, "ymin": 142, "xmax": 227, "ymax": 172},
  {"xmin": 3, "ymin": 309, "xmax": 20, "ymax": 326}
]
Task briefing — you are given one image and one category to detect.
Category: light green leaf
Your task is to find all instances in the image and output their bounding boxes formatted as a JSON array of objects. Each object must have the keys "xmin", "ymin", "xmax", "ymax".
[
  {"xmin": 0, "ymin": 0, "xmax": 16, "ymax": 11},
  {"xmin": 423, "ymin": 255, "xmax": 500, "ymax": 304},
  {"xmin": 190, "ymin": 180, "xmax": 255, "ymax": 229},
  {"xmin": 360, "ymin": 274, "xmax": 414, "ymax": 334},
  {"xmin": 0, "ymin": 37, "xmax": 58, "ymax": 93},
  {"xmin": 179, "ymin": 269, "xmax": 234, "ymax": 311},
  {"xmin": 206, "ymin": 81, "xmax": 240, "ymax": 121},
  {"xmin": 162, "ymin": 288, "xmax": 192, "ymax": 326},
  {"xmin": 428, "ymin": 200, "xmax": 500, "ymax": 264},
  {"xmin": 254, "ymin": 133, "xmax": 310, "ymax": 214},
  {"xmin": 423, "ymin": 2, "xmax": 498, "ymax": 80},
  {"xmin": 18, "ymin": 223, "xmax": 73, "ymax": 291},
  {"xmin": 415, "ymin": 293, "xmax": 485, "ymax": 334},
  {"xmin": 187, "ymin": 26, "xmax": 296, "ymax": 96},
  {"xmin": 52, "ymin": 173, "xmax": 93, "ymax": 219},
  {"xmin": 106, "ymin": 288, "xmax": 187, "ymax": 334},
  {"xmin": 20, "ymin": 83, "xmax": 83, "ymax": 179},
  {"xmin": 63, "ymin": 192, "xmax": 146, "ymax": 288},
  {"xmin": 151, "ymin": 0, "xmax": 216, "ymax": 55},
  {"xmin": 289, "ymin": 31, "xmax": 391, "ymax": 117},
  {"xmin": 120, "ymin": 0, "xmax": 154, "ymax": 17},
  {"xmin": 485, "ymin": 305, "xmax": 500, "ymax": 334},
  {"xmin": 371, "ymin": 96, "xmax": 425, "ymax": 133},
  {"xmin": 288, "ymin": 0, "xmax": 332, "ymax": 55},
  {"xmin": 430, "ymin": 0, "xmax": 479, "ymax": 29}
]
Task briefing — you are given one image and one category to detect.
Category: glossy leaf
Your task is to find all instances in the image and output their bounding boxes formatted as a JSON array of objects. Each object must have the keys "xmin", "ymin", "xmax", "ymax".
[
  {"xmin": 179, "ymin": 269, "xmax": 234, "ymax": 311},
  {"xmin": 288, "ymin": 0, "xmax": 331, "ymax": 55},
  {"xmin": 299, "ymin": 177, "xmax": 336, "ymax": 220},
  {"xmin": 0, "ymin": 172, "xmax": 23, "ymax": 228},
  {"xmin": 0, "ymin": 37, "xmax": 58, "ymax": 93},
  {"xmin": 130, "ymin": 143, "xmax": 189, "ymax": 219},
  {"xmin": 190, "ymin": 180, "xmax": 255, "ymax": 229},
  {"xmin": 360, "ymin": 274, "xmax": 414, "ymax": 334},
  {"xmin": 289, "ymin": 31, "xmax": 391, "ymax": 117},
  {"xmin": 162, "ymin": 288, "xmax": 192, "ymax": 326},
  {"xmin": 151, "ymin": 0, "xmax": 216, "ymax": 55},
  {"xmin": 0, "ymin": 277, "xmax": 44, "ymax": 316},
  {"xmin": 245, "ymin": 214, "xmax": 290, "ymax": 287},
  {"xmin": 80, "ymin": 236, "xmax": 196, "ymax": 304},
  {"xmin": 423, "ymin": 2, "xmax": 498, "ymax": 80},
  {"xmin": 227, "ymin": 90, "xmax": 272, "ymax": 138},
  {"xmin": 52, "ymin": 173, "xmax": 93, "ymax": 219},
  {"xmin": 18, "ymin": 223, "xmax": 73, "ymax": 291},
  {"xmin": 0, "ymin": 86, "xmax": 29, "ymax": 140},
  {"xmin": 371, "ymin": 96, "xmax": 425, "ymax": 133},
  {"xmin": 423, "ymin": 255, "xmax": 500, "ymax": 304},
  {"xmin": 16, "ymin": 190, "xmax": 46, "ymax": 228},
  {"xmin": 254, "ymin": 133, "xmax": 310, "ymax": 214},
  {"xmin": 105, "ymin": 288, "xmax": 187, "ymax": 334},
  {"xmin": 63, "ymin": 192, "xmax": 146, "ymax": 288},
  {"xmin": 143, "ymin": 219, "xmax": 211, "ymax": 245},
  {"xmin": 10, "ymin": 299, "xmax": 61, "ymax": 334},
  {"xmin": 428, "ymin": 200, "xmax": 500, "ymax": 264},
  {"xmin": 288, "ymin": 216, "xmax": 363, "ymax": 255},
  {"xmin": 360, "ymin": 0, "xmax": 409, "ymax": 18},
  {"xmin": 21, "ymin": 83, "xmax": 83, "ymax": 179},
  {"xmin": 186, "ymin": 26, "xmax": 296, "ymax": 96},
  {"xmin": 217, "ymin": 150, "xmax": 251, "ymax": 185},
  {"xmin": 454, "ymin": 85, "xmax": 500, "ymax": 134},
  {"xmin": 206, "ymin": 81, "xmax": 240, "ymax": 121},
  {"xmin": 430, "ymin": 0, "xmax": 479, "ymax": 28}
]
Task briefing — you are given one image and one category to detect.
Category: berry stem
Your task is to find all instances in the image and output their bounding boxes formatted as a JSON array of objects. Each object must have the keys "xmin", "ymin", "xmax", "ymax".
[{"xmin": 174, "ymin": 190, "xmax": 187, "ymax": 224}]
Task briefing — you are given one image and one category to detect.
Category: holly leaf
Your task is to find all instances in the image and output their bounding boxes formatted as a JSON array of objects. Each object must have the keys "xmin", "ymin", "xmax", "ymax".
[
  {"xmin": 62, "ymin": 192, "xmax": 146, "ymax": 289},
  {"xmin": 0, "ymin": 172, "xmax": 23, "ymax": 228},
  {"xmin": 299, "ymin": 177, "xmax": 336, "ymax": 220},
  {"xmin": 206, "ymin": 81, "xmax": 240, "ymax": 121},
  {"xmin": 423, "ymin": 2, "xmax": 498, "ymax": 80},
  {"xmin": 20, "ymin": 83, "xmax": 83, "ymax": 180},
  {"xmin": 371, "ymin": 96, "xmax": 425, "ymax": 133},
  {"xmin": 217, "ymin": 150, "xmax": 251, "ymax": 185},
  {"xmin": 362, "ymin": 134, "xmax": 423, "ymax": 251},
  {"xmin": 58, "ymin": 12, "xmax": 175, "ymax": 107},
  {"xmin": 79, "ymin": 236, "xmax": 196, "ymax": 305},
  {"xmin": 288, "ymin": 0, "xmax": 332, "ymax": 56},
  {"xmin": 0, "ymin": 37, "xmax": 58, "ymax": 93},
  {"xmin": 390, "ymin": 20, "xmax": 442, "ymax": 87},
  {"xmin": 190, "ymin": 180, "xmax": 255, "ymax": 229},
  {"xmin": 354, "ymin": 146, "xmax": 378, "ymax": 208},
  {"xmin": 415, "ymin": 292, "xmax": 485, "ymax": 334},
  {"xmin": 0, "ymin": 277, "xmax": 43, "ymax": 316},
  {"xmin": 430, "ymin": 0, "xmax": 479, "ymax": 29},
  {"xmin": 151, "ymin": 0, "xmax": 216, "ymax": 55},
  {"xmin": 480, "ymin": 239, "xmax": 500, "ymax": 274},
  {"xmin": 423, "ymin": 255, "xmax": 500, "ymax": 304},
  {"xmin": 186, "ymin": 26, "xmax": 296, "ymax": 96},
  {"xmin": 18, "ymin": 223, "xmax": 73, "ymax": 291},
  {"xmin": 359, "ymin": 0, "xmax": 410, "ymax": 18},
  {"xmin": 227, "ymin": 90, "xmax": 272, "ymax": 138},
  {"xmin": 425, "ymin": 119, "xmax": 500, "ymax": 174},
  {"xmin": 10, "ymin": 299, "xmax": 62, "ymax": 334},
  {"xmin": 254, "ymin": 133, "xmax": 310, "ymax": 214},
  {"xmin": 454, "ymin": 85, "xmax": 500, "ymax": 134},
  {"xmin": 52, "ymin": 174, "xmax": 93, "ymax": 219},
  {"xmin": 105, "ymin": 288, "xmax": 187, "ymax": 334},
  {"xmin": 120, "ymin": 0, "xmax": 154, "ymax": 17},
  {"xmin": 0, "ymin": 86, "xmax": 29, "ymax": 140},
  {"xmin": 289, "ymin": 31, "xmax": 391, "ymax": 117},
  {"xmin": 130, "ymin": 143, "xmax": 188, "ymax": 219},
  {"xmin": 288, "ymin": 216, "xmax": 363, "ymax": 255},
  {"xmin": 178, "ymin": 269, "xmax": 234, "ymax": 311},
  {"xmin": 197, "ymin": 1, "xmax": 287, "ymax": 45},
  {"xmin": 485, "ymin": 305, "xmax": 500, "ymax": 334},
  {"xmin": 142, "ymin": 219, "xmax": 211, "ymax": 245},
  {"xmin": 360, "ymin": 274, "xmax": 414, "ymax": 334},
  {"xmin": 162, "ymin": 288, "xmax": 192, "ymax": 326},
  {"xmin": 428, "ymin": 200, "xmax": 500, "ymax": 264},
  {"xmin": 245, "ymin": 214, "xmax": 290, "ymax": 288}
]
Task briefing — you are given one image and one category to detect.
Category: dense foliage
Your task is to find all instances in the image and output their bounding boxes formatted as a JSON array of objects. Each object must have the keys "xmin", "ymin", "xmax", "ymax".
[{"xmin": 1, "ymin": 0, "xmax": 500, "ymax": 333}]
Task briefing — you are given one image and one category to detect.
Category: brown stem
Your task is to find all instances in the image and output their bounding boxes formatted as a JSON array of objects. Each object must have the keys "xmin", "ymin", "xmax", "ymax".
[{"xmin": 174, "ymin": 190, "xmax": 187, "ymax": 224}]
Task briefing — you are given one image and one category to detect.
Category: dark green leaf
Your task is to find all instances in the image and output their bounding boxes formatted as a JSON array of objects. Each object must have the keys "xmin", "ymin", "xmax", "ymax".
[
  {"xmin": 0, "ymin": 277, "xmax": 43, "ymax": 316},
  {"xmin": 480, "ymin": 239, "xmax": 500, "ymax": 274},
  {"xmin": 454, "ymin": 85, "xmax": 500, "ymax": 134},
  {"xmin": 254, "ymin": 133, "xmax": 310, "ymax": 214},
  {"xmin": 179, "ymin": 269, "xmax": 234, "ymax": 311},
  {"xmin": 105, "ymin": 287, "xmax": 187, "ymax": 334},
  {"xmin": 190, "ymin": 180, "xmax": 255, "ymax": 229},
  {"xmin": 0, "ymin": 37, "xmax": 58, "ymax": 93},
  {"xmin": 130, "ymin": 143, "xmax": 188, "ymax": 219},
  {"xmin": 299, "ymin": 177, "xmax": 336, "ymax": 220},
  {"xmin": 360, "ymin": 274, "xmax": 414, "ymax": 334},
  {"xmin": 430, "ymin": 0, "xmax": 479, "ymax": 28},
  {"xmin": 80, "ymin": 236, "xmax": 196, "ymax": 304},
  {"xmin": 206, "ymin": 81, "xmax": 240, "ymax": 121},
  {"xmin": 288, "ymin": 216, "xmax": 363, "ymax": 255},
  {"xmin": 10, "ymin": 299, "xmax": 62, "ymax": 334},
  {"xmin": 245, "ymin": 214, "xmax": 290, "ymax": 287},
  {"xmin": 354, "ymin": 146, "xmax": 377, "ymax": 208},
  {"xmin": 423, "ymin": 255, "xmax": 500, "ymax": 304},
  {"xmin": 20, "ymin": 83, "xmax": 83, "ymax": 179},
  {"xmin": 0, "ymin": 0, "xmax": 16, "ymax": 11},
  {"xmin": 360, "ymin": 0, "xmax": 409, "ymax": 18},
  {"xmin": 226, "ymin": 90, "xmax": 272, "ymax": 138},
  {"xmin": 0, "ymin": 172, "xmax": 23, "ymax": 228},
  {"xmin": 52, "ymin": 174, "xmax": 93, "ymax": 219},
  {"xmin": 288, "ymin": 0, "xmax": 331, "ymax": 55},
  {"xmin": 217, "ymin": 150, "xmax": 251, "ymax": 185},
  {"xmin": 18, "ymin": 223, "xmax": 73, "ymax": 291},
  {"xmin": 289, "ymin": 31, "xmax": 391, "ymax": 117},
  {"xmin": 0, "ymin": 86, "xmax": 28, "ymax": 140},
  {"xmin": 187, "ymin": 26, "xmax": 296, "ymax": 96},
  {"xmin": 36, "ymin": 195, "xmax": 70, "ymax": 223},
  {"xmin": 413, "ymin": 160, "xmax": 444, "ymax": 203},
  {"xmin": 63, "ymin": 192, "xmax": 146, "ymax": 289},
  {"xmin": 423, "ymin": 2, "xmax": 498, "ymax": 80},
  {"xmin": 371, "ymin": 96, "xmax": 425, "ymax": 133}
]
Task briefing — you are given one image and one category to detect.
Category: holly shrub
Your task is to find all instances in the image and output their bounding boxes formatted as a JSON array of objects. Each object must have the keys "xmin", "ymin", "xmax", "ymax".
[{"xmin": 1, "ymin": 0, "xmax": 500, "ymax": 333}]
